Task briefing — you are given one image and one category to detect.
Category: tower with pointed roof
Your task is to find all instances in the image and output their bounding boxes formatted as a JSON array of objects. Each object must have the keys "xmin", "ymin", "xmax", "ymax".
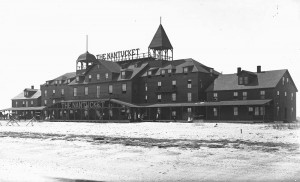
[{"xmin": 148, "ymin": 22, "xmax": 173, "ymax": 61}]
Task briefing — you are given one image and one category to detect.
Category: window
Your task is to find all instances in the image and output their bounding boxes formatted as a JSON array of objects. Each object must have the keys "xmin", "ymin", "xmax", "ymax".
[
  {"xmin": 291, "ymin": 93, "xmax": 294, "ymax": 100},
  {"xmin": 243, "ymin": 92, "xmax": 247, "ymax": 100},
  {"xmin": 147, "ymin": 70, "xmax": 152, "ymax": 76},
  {"xmin": 52, "ymin": 89, "xmax": 55, "ymax": 95},
  {"xmin": 187, "ymin": 79, "xmax": 192, "ymax": 88},
  {"xmin": 109, "ymin": 85, "xmax": 113, "ymax": 94},
  {"xmin": 277, "ymin": 91, "xmax": 280, "ymax": 96},
  {"xmin": 145, "ymin": 95, "xmax": 148, "ymax": 102},
  {"xmin": 188, "ymin": 108, "xmax": 192, "ymax": 113},
  {"xmin": 121, "ymin": 71, "xmax": 126, "ymax": 79},
  {"xmin": 16, "ymin": 101, "xmax": 18, "ymax": 107},
  {"xmin": 260, "ymin": 107, "xmax": 265, "ymax": 116},
  {"xmin": 239, "ymin": 77, "xmax": 243, "ymax": 84},
  {"xmin": 73, "ymin": 88, "xmax": 77, "ymax": 96},
  {"xmin": 85, "ymin": 87, "xmax": 88, "ymax": 95},
  {"xmin": 44, "ymin": 90, "xmax": 47, "ymax": 97},
  {"xmin": 255, "ymin": 107, "xmax": 259, "ymax": 116},
  {"xmin": 187, "ymin": 93, "xmax": 192, "ymax": 102},
  {"xmin": 158, "ymin": 82, "xmax": 161, "ymax": 89},
  {"xmin": 285, "ymin": 92, "xmax": 287, "ymax": 97},
  {"xmin": 172, "ymin": 93, "xmax": 176, "ymax": 102},
  {"xmin": 145, "ymin": 83, "xmax": 147, "ymax": 91},
  {"xmin": 22, "ymin": 101, "xmax": 25, "ymax": 106},
  {"xmin": 234, "ymin": 92, "xmax": 238, "ymax": 97},
  {"xmin": 105, "ymin": 73, "xmax": 109, "ymax": 79},
  {"xmin": 248, "ymin": 107, "xmax": 253, "ymax": 112},
  {"xmin": 44, "ymin": 100, "xmax": 47, "ymax": 106},
  {"xmin": 67, "ymin": 79, "xmax": 70, "ymax": 83},
  {"xmin": 168, "ymin": 69, "xmax": 172, "ymax": 73},
  {"xmin": 46, "ymin": 81, "xmax": 49, "ymax": 85},
  {"xmin": 122, "ymin": 83, "xmax": 127, "ymax": 93},
  {"xmin": 58, "ymin": 80, "xmax": 61, "ymax": 84},
  {"xmin": 183, "ymin": 67, "xmax": 188, "ymax": 74},
  {"xmin": 277, "ymin": 106, "xmax": 280, "ymax": 116},
  {"xmin": 282, "ymin": 77, "xmax": 285, "ymax": 85},
  {"xmin": 61, "ymin": 89, "xmax": 64, "ymax": 96},
  {"xmin": 213, "ymin": 93, "xmax": 218, "ymax": 101},
  {"xmin": 260, "ymin": 90, "xmax": 265, "ymax": 99},
  {"xmin": 26, "ymin": 101, "xmax": 28, "ymax": 107},
  {"xmin": 157, "ymin": 94, "xmax": 162, "ymax": 102},
  {"xmin": 161, "ymin": 69, "xmax": 165, "ymax": 76},
  {"xmin": 97, "ymin": 74, "xmax": 100, "ymax": 80},
  {"xmin": 76, "ymin": 76, "xmax": 79, "ymax": 82},
  {"xmin": 291, "ymin": 107, "xmax": 294, "ymax": 114},
  {"xmin": 172, "ymin": 80, "xmax": 176, "ymax": 88},
  {"xmin": 88, "ymin": 75, "xmax": 92, "ymax": 82},
  {"xmin": 234, "ymin": 107, "xmax": 238, "ymax": 116},
  {"xmin": 213, "ymin": 108, "xmax": 218, "ymax": 117},
  {"xmin": 287, "ymin": 78, "xmax": 289, "ymax": 83},
  {"xmin": 244, "ymin": 77, "xmax": 248, "ymax": 84},
  {"xmin": 53, "ymin": 100, "xmax": 55, "ymax": 104},
  {"xmin": 97, "ymin": 86, "xmax": 100, "ymax": 98}
]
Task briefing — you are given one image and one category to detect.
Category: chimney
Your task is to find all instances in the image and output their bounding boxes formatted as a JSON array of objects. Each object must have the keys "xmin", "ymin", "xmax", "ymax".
[
  {"xmin": 237, "ymin": 67, "xmax": 241, "ymax": 74},
  {"xmin": 257, "ymin": 66, "xmax": 261, "ymax": 73},
  {"xmin": 31, "ymin": 85, "xmax": 34, "ymax": 89}
]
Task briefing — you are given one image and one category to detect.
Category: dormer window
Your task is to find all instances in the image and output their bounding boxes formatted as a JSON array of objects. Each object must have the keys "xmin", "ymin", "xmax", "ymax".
[
  {"xmin": 244, "ymin": 77, "xmax": 248, "ymax": 84},
  {"xmin": 168, "ymin": 69, "xmax": 172, "ymax": 74},
  {"xmin": 147, "ymin": 70, "xmax": 152, "ymax": 76},
  {"xmin": 121, "ymin": 71, "xmax": 126, "ymax": 79},
  {"xmin": 55, "ymin": 80, "xmax": 58, "ymax": 85},
  {"xmin": 67, "ymin": 79, "xmax": 70, "ymax": 83},
  {"xmin": 46, "ymin": 81, "xmax": 49, "ymax": 85},
  {"xmin": 239, "ymin": 77, "xmax": 243, "ymax": 85},
  {"xmin": 183, "ymin": 67, "xmax": 189, "ymax": 74},
  {"xmin": 76, "ymin": 76, "xmax": 79, "ymax": 82},
  {"xmin": 161, "ymin": 69, "xmax": 165, "ymax": 76}
]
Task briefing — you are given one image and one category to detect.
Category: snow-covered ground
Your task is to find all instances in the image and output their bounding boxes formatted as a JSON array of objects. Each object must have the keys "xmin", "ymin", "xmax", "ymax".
[{"xmin": 0, "ymin": 120, "xmax": 299, "ymax": 182}]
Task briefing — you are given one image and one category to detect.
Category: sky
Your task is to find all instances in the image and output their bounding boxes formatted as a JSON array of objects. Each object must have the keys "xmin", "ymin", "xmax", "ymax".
[{"xmin": 0, "ymin": 0, "xmax": 299, "ymax": 116}]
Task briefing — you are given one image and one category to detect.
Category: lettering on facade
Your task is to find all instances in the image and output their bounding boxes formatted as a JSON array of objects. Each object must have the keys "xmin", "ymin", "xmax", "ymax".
[
  {"xmin": 61, "ymin": 101, "xmax": 102, "ymax": 109},
  {"xmin": 96, "ymin": 48, "xmax": 140, "ymax": 62}
]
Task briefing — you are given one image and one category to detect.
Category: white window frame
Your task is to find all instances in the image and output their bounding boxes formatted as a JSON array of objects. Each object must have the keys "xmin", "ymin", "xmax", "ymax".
[
  {"xmin": 187, "ymin": 93, "xmax": 192, "ymax": 102},
  {"xmin": 109, "ymin": 85, "xmax": 113, "ymax": 94},
  {"xmin": 73, "ymin": 88, "xmax": 77, "ymax": 96},
  {"xmin": 234, "ymin": 107, "xmax": 238, "ymax": 116},
  {"xmin": 85, "ymin": 87, "xmax": 88, "ymax": 96},
  {"xmin": 172, "ymin": 93, "xmax": 176, "ymax": 102},
  {"xmin": 122, "ymin": 83, "xmax": 127, "ymax": 93},
  {"xmin": 96, "ymin": 86, "xmax": 100, "ymax": 98}
]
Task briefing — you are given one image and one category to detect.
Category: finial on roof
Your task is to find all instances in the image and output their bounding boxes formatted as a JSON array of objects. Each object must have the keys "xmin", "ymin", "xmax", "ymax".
[{"xmin": 86, "ymin": 35, "xmax": 88, "ymax": 52}]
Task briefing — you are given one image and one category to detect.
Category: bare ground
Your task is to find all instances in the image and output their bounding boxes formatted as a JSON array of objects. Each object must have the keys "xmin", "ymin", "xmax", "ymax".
[{"xmin": 0, "ymin": 121, "xmax": 300, "ymax": 182}]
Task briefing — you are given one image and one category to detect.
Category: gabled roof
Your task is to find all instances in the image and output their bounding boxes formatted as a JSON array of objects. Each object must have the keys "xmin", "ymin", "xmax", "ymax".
[
  {"xmin": 149, "ymin": 24, "xmax": 173, "ymax": 50},
  {"xmin": 141, "ymin": 58, "xmax": 218, "ymax": 77},
  {"xmin": 117, "ymin": 62, "xmax": 148, "ymax": 81},
  {"xmin": 12, "ymin": 90, "xmax": 41, "ymax": 100},
  {"xmin": 206, "ymin": 69, "xmax": 289, "ymax": 92},
  {"xmin": 54, "ymin": 72, "xmax": 76, "ymax": 80},
  {"xmin": 97, "ymin": 59, "xmax": 121, "ymax": 73}
]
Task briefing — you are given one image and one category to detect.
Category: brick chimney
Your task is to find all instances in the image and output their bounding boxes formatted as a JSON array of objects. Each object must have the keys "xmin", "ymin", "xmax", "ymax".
[
  {"xmin": 237, "ymin": 67, "xmax": 241, "ymax": 74},
  {"xmin": 257, "ymin": 66, "xmax": 261, "ymax": 73},
  {"xmin": 31, "ymin": 85, "xmax": 34, "ymax": 89}
]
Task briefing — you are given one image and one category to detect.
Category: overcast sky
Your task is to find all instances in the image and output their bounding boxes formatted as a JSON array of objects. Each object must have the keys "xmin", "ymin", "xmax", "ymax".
[{"xmin": 0, "ymin": 0, "xmax": 299, "ymax": 116}]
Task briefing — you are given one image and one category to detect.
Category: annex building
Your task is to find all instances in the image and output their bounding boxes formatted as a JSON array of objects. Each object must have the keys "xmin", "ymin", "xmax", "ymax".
[{"xmin": 5, "ymin": 23, "xmax": 298, "ymax": 122}]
